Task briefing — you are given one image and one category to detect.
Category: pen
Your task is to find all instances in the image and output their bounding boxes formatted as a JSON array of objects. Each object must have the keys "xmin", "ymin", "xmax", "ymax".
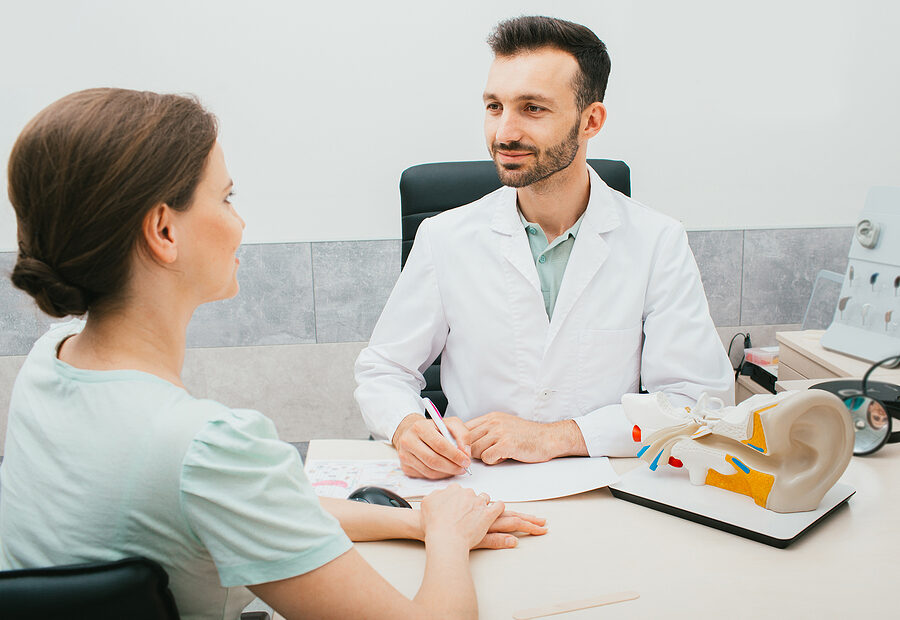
[{"xmin": 423, "ymin": 397, "xmax": 472, "ymax": 476}]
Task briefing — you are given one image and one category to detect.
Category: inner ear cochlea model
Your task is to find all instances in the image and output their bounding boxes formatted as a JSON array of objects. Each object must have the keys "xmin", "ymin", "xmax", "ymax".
[{"xmin": 623, "ymin": 390, "xmax": 854, "ymax": 513}]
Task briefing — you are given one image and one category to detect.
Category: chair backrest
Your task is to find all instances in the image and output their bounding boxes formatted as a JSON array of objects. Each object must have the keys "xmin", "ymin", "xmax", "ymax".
[
  {"xmin": 400, "ymin": 159, "xmax": 631, "ymax": 266},
  {"xmin": 398, "ymin": 159, "xmax": 631, "ymax": 412},
  {"xmin": 0, "ymin": 556, "xmax": 180, "ymax": 620}
]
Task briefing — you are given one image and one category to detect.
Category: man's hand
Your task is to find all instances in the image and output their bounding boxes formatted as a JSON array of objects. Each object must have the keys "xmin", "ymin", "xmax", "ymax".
[
  {"xmin": 466, "ymin": 412, "xmax": 588, "ymax": 465},
  {"xmin": 392, "ymin": 413, "xmax": 471, "ymax": 479}
]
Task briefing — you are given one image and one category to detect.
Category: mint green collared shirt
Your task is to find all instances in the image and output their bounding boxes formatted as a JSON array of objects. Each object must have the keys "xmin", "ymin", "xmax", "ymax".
[{"xmin": 519, "ymin": 210, "xmax": 585, "ymax": 319}]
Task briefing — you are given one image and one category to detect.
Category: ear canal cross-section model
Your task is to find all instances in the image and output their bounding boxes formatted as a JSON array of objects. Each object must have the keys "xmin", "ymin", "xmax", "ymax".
[{"xmin": 623, "ymin": 390, "xmax": 854, "ymax": 513}]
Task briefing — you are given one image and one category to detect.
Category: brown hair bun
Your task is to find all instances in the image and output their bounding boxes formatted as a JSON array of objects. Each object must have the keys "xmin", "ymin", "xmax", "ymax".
[{"xmin": 11, "ymin": 255, "xmax": 88, "ymax": 318}]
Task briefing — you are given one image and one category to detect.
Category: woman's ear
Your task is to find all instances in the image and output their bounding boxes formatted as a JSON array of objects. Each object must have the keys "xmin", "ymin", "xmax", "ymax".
[{"xmin": 141, "ymin": 204, "xmax": 178, "ymax": 264}]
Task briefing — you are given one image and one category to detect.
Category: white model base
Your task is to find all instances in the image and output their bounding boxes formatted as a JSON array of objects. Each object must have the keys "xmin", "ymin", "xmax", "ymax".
[{"xmin": 609, "ymin": 465, "xmax": 855, "ymax": 548}]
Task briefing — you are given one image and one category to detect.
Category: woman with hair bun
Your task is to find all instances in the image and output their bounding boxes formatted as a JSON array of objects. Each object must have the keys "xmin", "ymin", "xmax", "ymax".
[{"xmin": 0, "ymin": 88, "xmax": 545, "ymax": 619}]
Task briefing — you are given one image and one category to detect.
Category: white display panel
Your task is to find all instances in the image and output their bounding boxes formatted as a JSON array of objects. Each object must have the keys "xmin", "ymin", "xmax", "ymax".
[{"xmin": 821, "ymin": 187, "xmax": 900, "ymax": 361}]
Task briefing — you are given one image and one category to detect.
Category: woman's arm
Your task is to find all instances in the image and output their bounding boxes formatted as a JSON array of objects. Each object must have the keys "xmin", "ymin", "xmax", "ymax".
[
  {"xmin": 319, "ymin": 497, "xmax": 423, "ymax": 541},
  {"xmin": 251, "ymin": 486, "xmax": 505, "ymax": 619},
  {"xmin": 319, "ymin": 496, "xmax": 547, "ymax": 547},
  {"xmin": 250, "ymin": 544, "xmax": 473, "ymax": 620}
]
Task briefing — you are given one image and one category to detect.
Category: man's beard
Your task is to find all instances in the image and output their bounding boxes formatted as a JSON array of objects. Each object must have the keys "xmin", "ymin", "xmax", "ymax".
[{"xmin": 491, "ymin": 119, "xmax": 580, "ymax": 188}]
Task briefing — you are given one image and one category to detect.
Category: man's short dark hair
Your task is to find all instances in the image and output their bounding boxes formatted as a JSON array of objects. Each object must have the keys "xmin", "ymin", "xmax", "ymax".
[{"xmin": 487, "ymin": 15, "xmax": 611, "ymax": 110}]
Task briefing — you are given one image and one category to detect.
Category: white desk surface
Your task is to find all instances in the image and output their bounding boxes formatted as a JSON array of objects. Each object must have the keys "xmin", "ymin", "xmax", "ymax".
[{"xmin": 303, "ymin": 439, "xmax": 898, "ymax": 619}]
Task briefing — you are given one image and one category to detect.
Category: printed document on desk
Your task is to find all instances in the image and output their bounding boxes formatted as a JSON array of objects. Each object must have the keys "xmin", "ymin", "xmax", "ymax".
[{"xmin": 304, "ymin": 457, "xmax": 619, "ymax": 502}]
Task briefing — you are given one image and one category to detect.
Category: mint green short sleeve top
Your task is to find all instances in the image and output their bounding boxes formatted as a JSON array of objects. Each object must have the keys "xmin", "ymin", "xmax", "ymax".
[{"xmin": 0, "ymin": 320, "xmax": 352, "ymax": 619}]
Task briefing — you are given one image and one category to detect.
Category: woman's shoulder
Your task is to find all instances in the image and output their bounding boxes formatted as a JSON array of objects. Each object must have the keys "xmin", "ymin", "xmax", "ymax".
[
  {"xmin": 161, "ymin": 398, "xmax": 280, "ymax": 468},
  {"xmin": 176, "ymin": 400, "xmax": 280, "ymax": 456},
  {"xmin": 138, "ymin": 393, "xmax": 274, "ymax": 460},
  {"xmin": 172, "ymin": 397, "xmax": 269, "ymax": 432}
]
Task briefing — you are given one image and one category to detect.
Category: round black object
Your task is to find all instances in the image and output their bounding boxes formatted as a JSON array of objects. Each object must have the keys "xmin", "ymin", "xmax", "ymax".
[
  {"xmin": 347, "ymin": 486, "xmax": 412, "ymax": 508},
  {"xmin": 811, "ymin": 380, "xmax": 900, "ymax": 455}
]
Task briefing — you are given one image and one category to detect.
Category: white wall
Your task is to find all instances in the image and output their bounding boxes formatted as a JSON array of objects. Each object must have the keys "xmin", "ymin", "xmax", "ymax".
[{"xmin": 1, "ymin": 0, "xmax": 898, "ymax": 251}]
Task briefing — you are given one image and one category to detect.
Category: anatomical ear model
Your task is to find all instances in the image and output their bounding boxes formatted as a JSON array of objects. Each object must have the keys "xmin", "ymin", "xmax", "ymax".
[{"xmin": 623, "ymin": 390, "xmax": 854, "ymax": 513}]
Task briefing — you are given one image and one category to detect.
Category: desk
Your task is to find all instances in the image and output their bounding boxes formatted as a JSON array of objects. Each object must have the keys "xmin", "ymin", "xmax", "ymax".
[
  {"xmin": 777, "ymin": 330, "xmax": 900, "ymax": 382},
  {"xmin": 735, "ymin": 374, "xmax": 772, "ymax": 403},
  {"xmin": 304, "ymin": 439, "xmax": 898, "ymax": 619}
]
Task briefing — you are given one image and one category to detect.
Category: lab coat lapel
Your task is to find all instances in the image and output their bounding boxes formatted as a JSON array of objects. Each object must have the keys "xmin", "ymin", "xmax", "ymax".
[
  {"xmin": 547, "ymin": 171, "xmax": 622, "ymax": 346},
  {"xmin": 490, "ymin": 188, "xmax": 542, "ymax": 294}
]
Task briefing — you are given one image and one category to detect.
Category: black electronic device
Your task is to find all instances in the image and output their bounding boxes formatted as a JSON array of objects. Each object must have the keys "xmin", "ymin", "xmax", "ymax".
[
  {"xmin": 740, "ymin": 361, "xmax": 777, "ymax": 393},
  {"xmin": 811, "ymin": 379, "xmax": 900, "ymax": 455},
  {"xmin": 347, "ymin": 486, "xmax": 412, "ymax": 508}
]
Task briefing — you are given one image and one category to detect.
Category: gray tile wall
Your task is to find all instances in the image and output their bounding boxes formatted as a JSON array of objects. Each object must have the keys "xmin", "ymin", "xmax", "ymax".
[
  {"xmin": 0, "ymin": 342, "xmax": 370, "ymax": 457},
  {"xmin": 312, "ymin": 241, "xmax": 400, "ymax": 343},
  {"xmin": 0, "ymin": 228, "xmax": 853, "ymax": 454},
  {"xmin": 0, "ymin": 227, "xmax": 853, "ymax": 355},
  {"xmin": 740, "ymin": 228, "xmax": 852, "ymax": 325},
  {"xmin": 0, "ymin": 252, "xmax": 52, "ymax": 356},
  {"xmin": 180, "ymin": 341, "xmax": 370, "ymax": 442},
  {"xmin": 686, "ymin": 230, "xmax": 743, "ymax": 326},
  {"xmin": 187, "ymin": 243, "xmax": 316, "ymax": 347}
]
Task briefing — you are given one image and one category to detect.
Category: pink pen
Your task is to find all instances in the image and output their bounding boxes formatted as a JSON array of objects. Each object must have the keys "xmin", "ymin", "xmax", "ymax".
[{"xmin": 423, "ymin": 397, "xmax": 472, "ymax": 476}]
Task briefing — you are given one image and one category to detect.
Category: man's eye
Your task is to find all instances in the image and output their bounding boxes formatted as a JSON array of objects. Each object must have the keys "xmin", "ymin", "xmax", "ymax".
[
  {"xmin": 225, "ymin": 190, "xmax": 236, "ymax": 204},
  {"xmin": 526, "ymin": 105, "xmax": 545, "ymax": 113},
  {"xmin": 486, "ymin": 103, "xmax": 501, "ymax": 111}
]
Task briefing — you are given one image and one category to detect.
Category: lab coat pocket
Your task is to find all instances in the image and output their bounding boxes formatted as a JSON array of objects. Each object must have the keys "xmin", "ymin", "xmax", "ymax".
[{"xmin": 576, "ymin": 326, "xmax": 642, "ymax": 411}]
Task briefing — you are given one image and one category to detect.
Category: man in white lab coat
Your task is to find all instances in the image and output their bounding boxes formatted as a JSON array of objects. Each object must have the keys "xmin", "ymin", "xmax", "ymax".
[{"xmin": 355, "ymin": 16, "xmax": 734, "ymax": 479}]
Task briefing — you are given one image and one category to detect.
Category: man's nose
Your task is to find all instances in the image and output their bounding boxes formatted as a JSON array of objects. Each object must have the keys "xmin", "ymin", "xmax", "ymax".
[{"xmin": 494, "ymin": 111, "xmax": 523, "ymax": 145}]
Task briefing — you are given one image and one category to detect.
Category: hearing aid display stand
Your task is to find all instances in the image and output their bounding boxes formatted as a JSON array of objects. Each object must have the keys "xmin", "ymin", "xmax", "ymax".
[
  {"xmin": 609, "ymin": 466, "xmax": 855, "ymax": 548},
  {"xmin": 821, "ymin": 186, "xmax": 900, "ymax": 363}
]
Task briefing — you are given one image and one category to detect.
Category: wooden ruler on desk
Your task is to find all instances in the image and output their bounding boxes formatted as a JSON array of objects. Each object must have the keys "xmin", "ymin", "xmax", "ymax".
[{"xmin": 513, "ymin": 591, "xmax": 639, "ymax": 619}]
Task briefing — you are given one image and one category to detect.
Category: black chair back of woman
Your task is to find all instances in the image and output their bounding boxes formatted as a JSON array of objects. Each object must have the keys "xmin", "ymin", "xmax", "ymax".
[
  {"xmin": 0, "ymin": 556, "xmax": 180, "ymax": 619},
  {"xmin": 398, "ymin": 159, "xmax": 631, "ymax": 413}
]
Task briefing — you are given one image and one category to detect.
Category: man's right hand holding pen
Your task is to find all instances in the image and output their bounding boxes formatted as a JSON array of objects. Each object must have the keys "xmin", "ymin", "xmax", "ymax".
[{"xmin": 392, "ymin": 406, "xmax": 472, "ymax": 480}]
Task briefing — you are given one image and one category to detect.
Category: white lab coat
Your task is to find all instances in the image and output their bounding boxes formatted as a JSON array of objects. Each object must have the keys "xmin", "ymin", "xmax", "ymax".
[{"xmin": 354, "ymin": 166, "xmax": 734, "ymax": 456}]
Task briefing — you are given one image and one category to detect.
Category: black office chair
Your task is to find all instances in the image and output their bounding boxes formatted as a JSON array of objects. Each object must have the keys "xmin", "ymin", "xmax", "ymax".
[
  {"xmin": 0, "ymin": 556, "xmax": 180, "ymax": 619},
  {"xmin": 399, "ymin": 159, "xmax": 631, "ymax": 413}
]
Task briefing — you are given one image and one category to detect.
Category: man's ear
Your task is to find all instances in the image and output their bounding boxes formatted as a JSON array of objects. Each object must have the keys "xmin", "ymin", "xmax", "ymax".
[
  {"xmin": 141, "ymin": 204, "xmax": 178, "ymax": 264},
  {"xmin": 582, "ymin": 102, "xmax": 607, "ymax": 138}
]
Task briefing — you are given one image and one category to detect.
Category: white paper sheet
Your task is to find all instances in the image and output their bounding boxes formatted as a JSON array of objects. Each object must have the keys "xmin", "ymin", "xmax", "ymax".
[{"xmin": 304, "ymin": 457, "xmax": 619, "ymax": 502}]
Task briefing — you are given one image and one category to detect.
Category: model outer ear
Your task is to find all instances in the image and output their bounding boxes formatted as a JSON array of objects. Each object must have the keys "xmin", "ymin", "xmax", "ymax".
[
  {"xmin": 745, "ymin": 390, "xmax": 853, "ymax": 512},
  {"xmin": 683, "ymin": 390, "xmax": 853, "ymax": 513}
]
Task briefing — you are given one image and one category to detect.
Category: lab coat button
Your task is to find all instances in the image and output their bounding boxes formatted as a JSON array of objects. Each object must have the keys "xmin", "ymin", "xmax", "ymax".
[{"xmin": 539, "ymin": 389, "xmax": 552, "ymax": 400}]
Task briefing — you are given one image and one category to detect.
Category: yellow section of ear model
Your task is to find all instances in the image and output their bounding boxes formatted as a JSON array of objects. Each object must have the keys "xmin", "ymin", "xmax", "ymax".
[
  {"xmin": 705, "ymin": 454, "xmax": 775, "ymax": 508},
  {"xmin": 741, "ymin": 410, "xmax": 771, "ymax": 454}
]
